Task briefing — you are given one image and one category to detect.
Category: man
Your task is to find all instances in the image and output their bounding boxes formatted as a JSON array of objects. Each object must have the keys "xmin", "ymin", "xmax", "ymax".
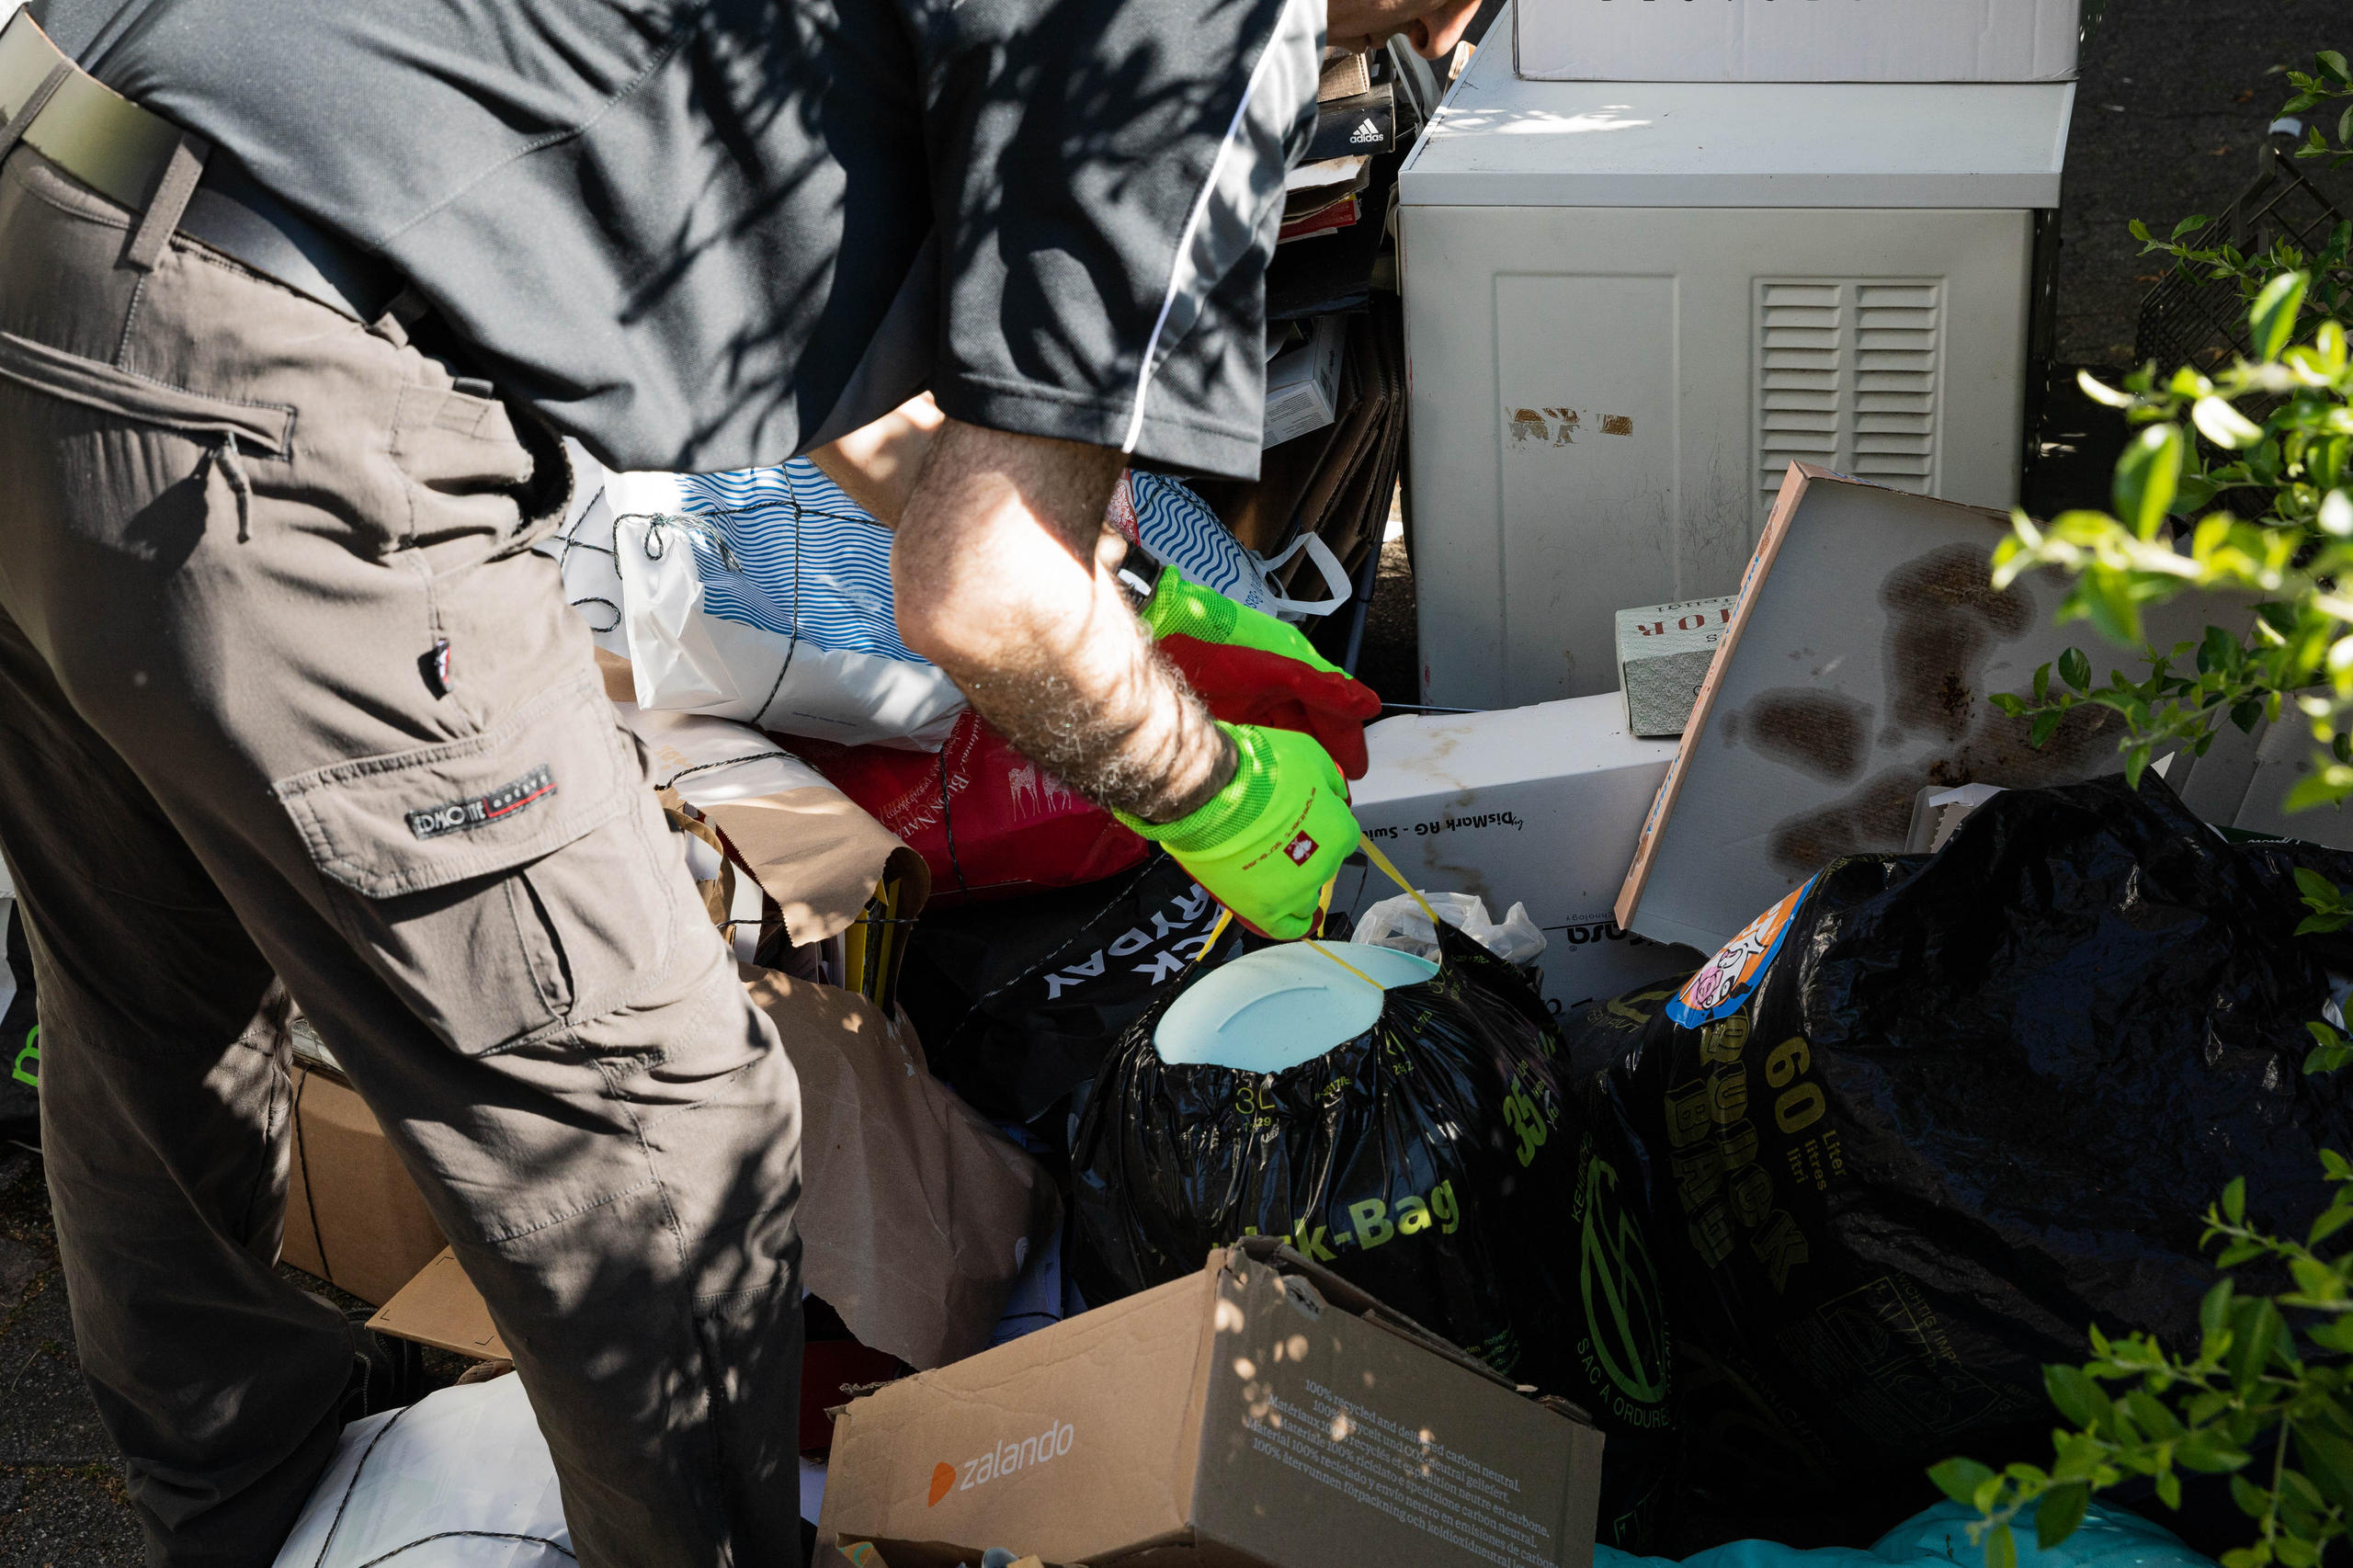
[{"xmin": 0, "ymin": 0, "xmax": 1480, "ymax": 1560}]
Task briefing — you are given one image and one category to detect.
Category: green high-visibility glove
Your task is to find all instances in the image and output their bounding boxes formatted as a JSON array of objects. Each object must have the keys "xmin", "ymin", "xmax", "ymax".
[
  {"xmin": 1138, "ymin": 565, "xmax": 1345, "ymax": 676},
  {"xmin": 1116, "ymin": 722, "xmax": 1358, "ymax": 940}
]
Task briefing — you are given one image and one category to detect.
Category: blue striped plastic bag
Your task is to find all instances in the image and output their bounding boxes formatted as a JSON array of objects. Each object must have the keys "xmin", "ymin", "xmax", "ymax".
[
  {"xmin": 599, "ymin": 461, "xmax": 968, "ymax": 750},
  {"xmin": 568, "ymin": 459, "xmax": 1352, "ymax": 750},
  {"xmin": 1111, "ymin": 471, "xmax": 1351, "ymax": 622}
]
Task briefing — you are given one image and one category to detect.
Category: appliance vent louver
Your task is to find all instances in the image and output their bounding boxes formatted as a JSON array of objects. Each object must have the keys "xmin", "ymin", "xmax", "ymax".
[{"xmin": 1757, "ymin": 278, "xmax": 1940, "ymax": 517}]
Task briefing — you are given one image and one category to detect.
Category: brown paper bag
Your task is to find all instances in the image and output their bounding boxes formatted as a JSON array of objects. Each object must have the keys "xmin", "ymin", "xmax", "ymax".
[
  {"xmin": 602, "ymin": 644, "xmax": 929, "ymax": 961},
  {"xmin": 742, "ymin": 967, "xmax": 1061, "ymax": 1369}
]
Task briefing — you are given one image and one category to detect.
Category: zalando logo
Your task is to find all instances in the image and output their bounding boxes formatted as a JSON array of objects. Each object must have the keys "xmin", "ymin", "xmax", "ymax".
[{"xmin": 926, "ymin": 1421, "xmax": 1075, "ymax": 1506}]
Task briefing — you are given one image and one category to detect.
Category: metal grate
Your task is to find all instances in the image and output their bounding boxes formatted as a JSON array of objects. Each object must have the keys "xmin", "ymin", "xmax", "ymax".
[
  {"xmin": 2135, "ymin": 129, "xmax": 2353, "ymax": 375},
  {"xmin": 1757, "ymin": 278, "xmax": 1941, "ymax": 516}
]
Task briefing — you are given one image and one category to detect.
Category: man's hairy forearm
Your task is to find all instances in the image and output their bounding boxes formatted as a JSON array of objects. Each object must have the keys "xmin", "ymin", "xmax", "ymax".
[{"xmin": 891, "ymin": 420, "xmax": 1234, "ymax": 824}]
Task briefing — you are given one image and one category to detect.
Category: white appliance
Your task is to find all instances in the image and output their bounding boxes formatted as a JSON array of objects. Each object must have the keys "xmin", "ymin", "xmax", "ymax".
[
  {"xmin": 1399, "ymin": 22, "xmax": 2074, "ymax": 708},
  {"xmin": 1514, "ymin": 0, "xmax": 2081, "ymax": 85}
]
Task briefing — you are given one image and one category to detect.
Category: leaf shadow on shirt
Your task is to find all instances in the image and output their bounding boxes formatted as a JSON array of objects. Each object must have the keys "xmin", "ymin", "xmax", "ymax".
[{"xmin": 632, "ymin": 0, "xmax": 1273, "ymax": 468}]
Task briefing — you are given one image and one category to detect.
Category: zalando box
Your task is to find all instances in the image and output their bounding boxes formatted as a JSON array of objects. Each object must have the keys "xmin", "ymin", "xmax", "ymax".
[
  {"xmin": 818, "ymin": 1240, "xmax": 1605, "ymax": 1568},
  {"xmin": 1515, "ymin": 0, "xmax": 2081, "ymax": 83}
]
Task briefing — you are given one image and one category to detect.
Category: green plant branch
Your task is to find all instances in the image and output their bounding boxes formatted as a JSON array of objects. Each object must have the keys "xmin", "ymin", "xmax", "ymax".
[{"xmin": 1929, "ymin": 52, "xmax": 2353, "ymax": 1568}]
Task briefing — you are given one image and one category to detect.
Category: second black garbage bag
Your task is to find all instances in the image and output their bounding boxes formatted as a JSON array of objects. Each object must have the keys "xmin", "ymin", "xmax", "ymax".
[
  {"xmin": 1572, "ymin": 772, "xmax": 2353, "ymax": 1534},
  {"xmin": 1069, "ymin": 920, "xmax": 1677, "ymax": 1549}
]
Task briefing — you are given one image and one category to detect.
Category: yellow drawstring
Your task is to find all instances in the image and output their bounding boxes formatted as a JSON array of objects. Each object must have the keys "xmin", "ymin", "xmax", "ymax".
[
  {"xmin": 1304, "ymin": 938, "xmax": 1383, "ymax": 991},
  {"xmin": 1192, "ymin": 906, "xmax": 1233, "ymax": 966},
  {"xmin": 1356, "ymin": 830, "xmax": 1443, "ymax": 934}
]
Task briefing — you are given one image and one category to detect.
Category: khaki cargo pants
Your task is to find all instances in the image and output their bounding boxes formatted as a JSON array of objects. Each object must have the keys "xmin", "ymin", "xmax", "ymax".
[{"xmin": 0, "ymin": 142, "xmax": 805, "ymax": 1567}]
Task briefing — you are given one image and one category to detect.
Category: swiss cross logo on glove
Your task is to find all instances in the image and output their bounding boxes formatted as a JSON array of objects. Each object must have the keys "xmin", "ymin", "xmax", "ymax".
[{"xmin": 1285, "ymin": 831, "xmax": 1320, "ymax": 866}]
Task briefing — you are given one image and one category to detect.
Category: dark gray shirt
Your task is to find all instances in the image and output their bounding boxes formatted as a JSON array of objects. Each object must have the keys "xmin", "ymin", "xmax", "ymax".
[{"xmin": 34, "ymin": 0, "xmax": 1318, "ymax": 478}]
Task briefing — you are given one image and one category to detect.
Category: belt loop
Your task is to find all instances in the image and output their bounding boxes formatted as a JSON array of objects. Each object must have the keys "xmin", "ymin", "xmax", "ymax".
[
  {"xmin": 120, "ymin": 132, "xmax": 211, "ymax": 273},
  {"xmin": 0, "ymin": 61, "xmax": 72, "ymax": 164}
]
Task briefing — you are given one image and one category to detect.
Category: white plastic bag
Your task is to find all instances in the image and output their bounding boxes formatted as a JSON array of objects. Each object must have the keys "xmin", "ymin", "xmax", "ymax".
[
  {"xmin": 542, "ymin": 485, "xmax": 631, "ymax": 662},
  {"xmin": 1352, "ymin": 890, "xmax": 1549, "ymax": 966},
  {"xmin": 600, "ymin": 463, "xmax": 967, "ymax": 750},
  {"xmin": 270, "ymin": 1373, "xmax": 569, "ymax": 1568}
]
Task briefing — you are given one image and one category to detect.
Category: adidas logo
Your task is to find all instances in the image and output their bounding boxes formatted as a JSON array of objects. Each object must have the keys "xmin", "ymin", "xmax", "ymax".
[{"xmin": 1347, "ymin": 118, "xmax": 1382, "ymax": 144}]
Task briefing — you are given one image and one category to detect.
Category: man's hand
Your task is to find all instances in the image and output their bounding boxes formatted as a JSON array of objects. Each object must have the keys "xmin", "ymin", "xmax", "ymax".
[
  {"xmin": 1118, "ymin": 722, "xmax": 1358, "ymax": 940},
  {"xmin": 891, "ymin": 422, "xmax": 1361, "ymax": 936},
  {"xmin": 1142, "ymin": 565, "xmax": 1383, "ymax": 778},
  {"xmin": 892, "ymin": 418, "xmax": 1235, "ymax": 826}
]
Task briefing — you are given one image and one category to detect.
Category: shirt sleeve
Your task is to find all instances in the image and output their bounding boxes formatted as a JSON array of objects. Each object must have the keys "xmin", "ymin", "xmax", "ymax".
[{"xmin": 914, "ymin": 0, "xmax": 1322, "ymax": 482}]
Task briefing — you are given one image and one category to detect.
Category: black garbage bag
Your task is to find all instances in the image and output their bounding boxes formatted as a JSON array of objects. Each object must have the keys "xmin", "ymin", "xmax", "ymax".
[
  {"xmin": 1, "ymin": 899, "xmax": 36, "ymax": 1150},
  {"xmin": 1070, "ymin": 923, "xmax": 1677, "ymax": 1549},
  {"xmin": 1578, "ymin": 773, "xmax": 2353, "ymax": 1532},
  {"xmin": 899, "ymin": 852, "xmax": 1245, "ymax": 1126}
]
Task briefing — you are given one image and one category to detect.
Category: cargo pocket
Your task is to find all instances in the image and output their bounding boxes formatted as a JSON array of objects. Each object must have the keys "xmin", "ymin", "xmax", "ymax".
[{"xmin": 272, "ymin": 670, "xmax": 685, "ymax": 1056}]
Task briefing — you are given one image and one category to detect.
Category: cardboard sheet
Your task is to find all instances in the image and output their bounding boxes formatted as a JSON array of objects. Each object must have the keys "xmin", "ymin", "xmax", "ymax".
[
  {"xmin": 368, "ymin": 1248, "xmax": 511, "ymax": 1361},
  {"xmin": 373, "ymin": 973, "xmax": 1061, "ymax": 1371},
  {"xmin": 1617, "ymin": 464, "xmax": 2225, "ymax": 954}
]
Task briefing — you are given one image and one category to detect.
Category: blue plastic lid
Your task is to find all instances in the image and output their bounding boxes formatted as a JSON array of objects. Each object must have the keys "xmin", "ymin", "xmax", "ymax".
[{"xmin": 1154, "ymin": 943, "xmax": 1440, "ymax": 1074}]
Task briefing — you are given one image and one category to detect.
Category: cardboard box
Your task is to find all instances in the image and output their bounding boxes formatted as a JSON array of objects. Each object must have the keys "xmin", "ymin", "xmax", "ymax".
[
  {"xmin": 818, "ymin": 1240, "xmax": 1605, "ymax": 1568},
  {"xmin": 1319, "ymin": 48, "xmax": 1371, "ymax": 102},
  {"xmin": 1514, "ymin": 0, "xmax": 2080, "ymax": 83},
  {"xmin": 1615, "ymin": 597, "xmax": 1734, "ymax": 738},
  {"xmin": 1305, "ymin": 84, "xmax": 1395, "ymax": 164},
  {"xmin": 1264, "ymin": 314, "xmax": 1346, "ymax": 448},
  {"xmin": 1616, "ymin": 464, "xmax": 2224, "ymax": 954},
  {"xmin": 283, "ymin": 1063, "xmax": 448, "ymax": 1307},
  {"xmin": 368, "ymin": 1248, "xmax": 510, "ymax": 1360},
  {"xmin": 1337, "ymin": 694, "xmax": 1702, "ymax": 1015}
]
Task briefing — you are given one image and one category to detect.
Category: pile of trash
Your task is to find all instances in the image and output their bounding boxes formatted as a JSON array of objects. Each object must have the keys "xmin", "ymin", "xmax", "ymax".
[
  {"xmin": 153, "ymin": 426, "xmax": 2353, "ymax": 1568},
  {"xmin": 49, "ymin": 366, "xmax": 2348, "ymax": 1568}
]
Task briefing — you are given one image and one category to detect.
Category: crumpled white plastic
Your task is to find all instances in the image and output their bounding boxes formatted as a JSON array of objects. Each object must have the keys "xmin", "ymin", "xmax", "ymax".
[
  {"xmin": 270, "ymin": 1371, "xmax": 570, "ymax": 1567},
  {"xmin": 1351, "ymin": 891, "xmax": 1548, "ymax": 966}
]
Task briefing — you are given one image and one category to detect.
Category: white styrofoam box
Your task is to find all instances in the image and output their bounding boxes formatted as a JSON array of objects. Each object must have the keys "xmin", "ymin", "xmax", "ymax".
[
  {"xmin": 2172, "ymin": 710, "xmax": 2353, "ymax": 850},
  {"xmin": 1515, "ymin": 0, "xmax": 2080, "ymax": 85},
  {"xmin": 1398, "ymin": 28, "xmax": 2064, "ymax": 708},
  {"xmin": 1401, "ymin": 37, "xmax": 2075, "ymax": 210},
  {"xmin": 1335, "ymin": 693, "xmax": 1702, "ymax": 1017}
]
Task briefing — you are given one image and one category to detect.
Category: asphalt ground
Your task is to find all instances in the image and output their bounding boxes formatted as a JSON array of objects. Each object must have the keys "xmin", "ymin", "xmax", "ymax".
[{"xmin": 6, "ymin": 2, "xmax": 2353, "ymax": 1558}]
